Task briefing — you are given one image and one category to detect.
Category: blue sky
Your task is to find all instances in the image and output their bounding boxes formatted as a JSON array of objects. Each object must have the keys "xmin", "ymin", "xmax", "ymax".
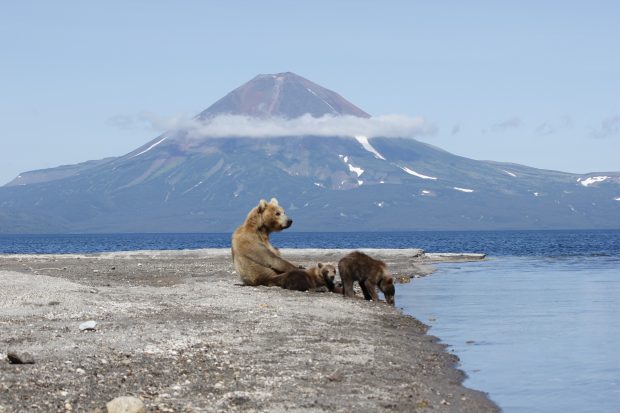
[{"xmin": 1, "ymin": 1, "xmax": 619, "ymax": 184}]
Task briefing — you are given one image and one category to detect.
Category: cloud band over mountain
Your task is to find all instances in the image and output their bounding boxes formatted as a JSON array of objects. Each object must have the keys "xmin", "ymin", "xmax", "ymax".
[{"xmin": 140, "ymin": 113, "xmax": 436, "ymax": 139}]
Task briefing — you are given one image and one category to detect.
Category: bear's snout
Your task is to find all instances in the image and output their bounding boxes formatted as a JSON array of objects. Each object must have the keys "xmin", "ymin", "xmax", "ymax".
[{"xmin": 284, "ymin": 219, "xmax": 293, "ymax": 228}]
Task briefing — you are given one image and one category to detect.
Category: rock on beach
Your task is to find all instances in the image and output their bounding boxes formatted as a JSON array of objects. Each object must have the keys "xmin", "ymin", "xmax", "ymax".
[
  {"xmin": 79, "ymin": 320, "xmax": 97, "ymax": 331},
  {"xmin": 6, "ymin": 351, "xmax": 35, "ymax": 364},
  {"xmin": 106, "ymin": 396, "xmax": 146, "ymax": 413}
]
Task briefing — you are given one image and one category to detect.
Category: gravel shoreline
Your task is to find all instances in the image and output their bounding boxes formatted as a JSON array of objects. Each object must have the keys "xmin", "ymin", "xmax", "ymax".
[{"xmin": 0, "ymin": 249, "xmax": 499, "ymax": 412}]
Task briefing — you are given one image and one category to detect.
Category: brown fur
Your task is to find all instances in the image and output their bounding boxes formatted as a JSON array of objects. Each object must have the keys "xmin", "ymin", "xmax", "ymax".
[
  {"xmin": 231, "ymin": 198, "xmax": 298, "ymax": 286},
  {"xmin": 279, "ymin": 263, "xmax": 338, "ymax": 292},
  {"xmin": 338, "ymin": 251, "xmax": 395, "ymax": 305}
]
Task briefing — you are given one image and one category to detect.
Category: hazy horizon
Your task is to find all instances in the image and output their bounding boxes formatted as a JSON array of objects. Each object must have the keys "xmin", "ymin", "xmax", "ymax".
[{"xmin": 1, "ymin": 1, "xmax": 619, "ymax": 185}]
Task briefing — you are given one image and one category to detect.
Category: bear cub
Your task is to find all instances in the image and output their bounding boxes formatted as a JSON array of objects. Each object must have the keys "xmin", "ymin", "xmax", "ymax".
[
  {"xmin": 338, "ymin": 251, "xmax": 395, "ymax": 305},
  {"xmin": 280, "ymin": 263, "xmax": 338, "ymax": 292}
]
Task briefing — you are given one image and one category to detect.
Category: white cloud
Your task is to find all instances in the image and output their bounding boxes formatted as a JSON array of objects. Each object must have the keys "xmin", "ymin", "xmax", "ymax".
[{"xmin": 139, "ymin": 113, "xmax": 436, "ymax": 139}]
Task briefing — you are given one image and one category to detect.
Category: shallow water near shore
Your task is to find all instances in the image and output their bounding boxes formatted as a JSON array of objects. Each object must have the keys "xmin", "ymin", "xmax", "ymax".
[{"xmin": 399, "ymin": 256, "xmax": 620, "ymax": 413}]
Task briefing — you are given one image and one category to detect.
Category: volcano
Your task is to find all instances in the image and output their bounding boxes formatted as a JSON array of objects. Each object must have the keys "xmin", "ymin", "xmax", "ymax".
[
  {"xmin": 198, "ymin": 72, "xmax": 370, "ymax": 119},
  {"xmin": 1, "ymin": 73, "xmax": 619, "ymax": 233}
]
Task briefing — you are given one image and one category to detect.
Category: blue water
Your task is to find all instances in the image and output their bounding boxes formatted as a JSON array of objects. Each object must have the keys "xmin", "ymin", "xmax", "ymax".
[
  {"xmin": 399, "ymin": 256, "xmax": 620, "ymax": 413},
  {"xmin": 1, "ymin": 229, "xmax": 620, "ymax": 256},
  {"xmin": 1, "ymin": 229, "xmax": 619, "ymax": 412}
]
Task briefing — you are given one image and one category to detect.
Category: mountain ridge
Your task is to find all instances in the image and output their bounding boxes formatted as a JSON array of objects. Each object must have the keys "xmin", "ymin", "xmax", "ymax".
[{"xmin": 1, "ymin": 72, "xmax": 619, "ymax": 233}]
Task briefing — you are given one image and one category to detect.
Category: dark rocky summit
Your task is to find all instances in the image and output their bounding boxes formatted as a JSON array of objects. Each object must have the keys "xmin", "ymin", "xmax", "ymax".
[{"xmin": 198, "ymin": 72, "xmax": 371, "ymax": 119}]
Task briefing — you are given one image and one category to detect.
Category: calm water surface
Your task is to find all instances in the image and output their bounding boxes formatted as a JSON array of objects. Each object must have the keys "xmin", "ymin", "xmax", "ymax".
[
  {"xmin": 1, "ymin": 230, "xmax": 619, "ymax": 256},
  {"xmin": 1, "ymin": 230, "xmax": 619, "ymax": 412},
  {"xmin": 399, "ymin": 256, "xmax": 620, "ymax": 413}
]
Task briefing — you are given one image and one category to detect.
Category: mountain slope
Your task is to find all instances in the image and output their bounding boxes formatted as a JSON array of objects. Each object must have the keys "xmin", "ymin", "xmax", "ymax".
[
  {"xmin": 198, "ymin": 72, "xmax": 370, "ymax": 119},
  {"xmin": 1, "ymin": 72, "xmax": 619, "ymax": 233},
  {"xmin": 4, "ymin": 157, "xmax": 116, "ymax": 187},
  {"xmin": 1, "ymin": 134, "xmax": 618, "ymax": 233}
]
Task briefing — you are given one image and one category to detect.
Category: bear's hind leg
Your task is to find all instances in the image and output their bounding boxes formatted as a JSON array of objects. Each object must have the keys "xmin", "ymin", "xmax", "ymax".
[{"xmin": 251, "ymin": 267, "xmax": 287, "ymax": 287}]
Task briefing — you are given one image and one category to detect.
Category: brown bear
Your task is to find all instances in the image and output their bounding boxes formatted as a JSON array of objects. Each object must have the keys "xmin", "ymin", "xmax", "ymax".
[
  {"xmin": 231, "ymin": 198, "xmax": 299, "ymax": 286},
  {"xmin": 338, "ymin": 251, "xmax": 395, "ymax": 305},
  {"xmin": 279, "ymin": 263, "xmax": 338, "ymax": 292}
]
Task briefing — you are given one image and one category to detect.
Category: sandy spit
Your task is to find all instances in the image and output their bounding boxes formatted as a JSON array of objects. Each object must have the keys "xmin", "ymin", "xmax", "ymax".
[{"xmin": 0, "ymin": 249, "xmax": 497, "ymax": 412}]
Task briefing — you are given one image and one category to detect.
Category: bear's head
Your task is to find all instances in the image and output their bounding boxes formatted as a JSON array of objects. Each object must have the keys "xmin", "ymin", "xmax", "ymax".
[
  {"xmin": 317, "ymin": 262, "xmax": 337, "ymax": 288},
  {"xmin": 318, "ymin": 262, "xmax": 336, "ymax": 282},
  {"xmin": 255, "ymin": 198, "xmax": 292, "ymax": 233},
  {"xmin": 378, "ymin": 275, "xmax": 395, "ymax": 306}
]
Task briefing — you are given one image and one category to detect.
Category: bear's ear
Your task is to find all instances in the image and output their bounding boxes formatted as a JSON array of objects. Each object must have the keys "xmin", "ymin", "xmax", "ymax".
[
  {"xmin": 258, "ymin": 199, "xmax": 268, "ymax": 213},
  {"xmin": 270, "ymin": 197, "xmax": 279, "ymax": 206},
  {"xmin": 318, "ymin": 263, "xmax": 323, "ymax": 268}
]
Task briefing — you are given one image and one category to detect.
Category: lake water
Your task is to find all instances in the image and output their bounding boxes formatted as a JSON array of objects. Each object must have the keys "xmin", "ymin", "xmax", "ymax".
[
  {"xmin": 1, "ymin": 230, "xmax": 619, "ymax": 412},
  {"xmin": 399, "ymin": 256, "xmax": 620, "ymax": 413},
  {"xmin": 1, "ymin": 230, "xmax": 619, "ymax": 256}
]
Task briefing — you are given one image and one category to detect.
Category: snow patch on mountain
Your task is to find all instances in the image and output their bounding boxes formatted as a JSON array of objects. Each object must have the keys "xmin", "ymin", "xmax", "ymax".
[
  {"xmin": 502, "ymin": 170, "xmax": 517, "ymax": 177},
  {"xmin": 131, "ymin": 137, "xmax": 167, "ymax": 158},
  {"xmin": 268, "ymin": 76, "xmax": 284, "ymax": 114},
  {"xmin": 355, "ymin": 136, "xmax": 386, "ymax": 160},
  {"xmin": 348, "ymin": 164, "xmax": 364, "ymax": 177},
  {"xmin": 183, "ymin": 180, "xmax": 204, "ymax": 194},
  {"xmin": 400, "ymin": 166, "xmax": 437, "ymax": 180},
  {"xmin": 614, "ymin": 197, "xmax": 620, "ymax": 201},
  {"xmin": 306, "ymin": 88, "xmax": 337, "ymax": 114},
  {"xmin": 454, "ymin": 187, "xmax": 474, "ymax": 193},
  {"xmin": 339, "ymin": 154, "xmax": 364, "ymax": 177},
  {"xmin": 578, "ymin": 176, "xmax": 610, "ymax": 187}
]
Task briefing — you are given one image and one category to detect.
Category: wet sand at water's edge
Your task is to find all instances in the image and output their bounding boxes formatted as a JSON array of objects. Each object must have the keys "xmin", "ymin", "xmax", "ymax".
[{"xmin": 0, "ymin": 249, "xmax": 498, "ymax": 412}]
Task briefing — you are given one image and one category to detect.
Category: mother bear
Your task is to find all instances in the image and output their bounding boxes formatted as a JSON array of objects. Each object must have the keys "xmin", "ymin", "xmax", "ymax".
[{"xmin": 231, "ymin": 198, "xmax": 299, "ymax": 286}]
